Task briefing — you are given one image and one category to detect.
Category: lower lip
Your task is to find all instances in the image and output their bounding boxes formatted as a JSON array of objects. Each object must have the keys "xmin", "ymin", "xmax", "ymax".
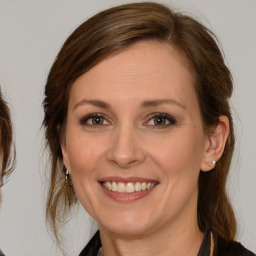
[{"xmin": 100, "ymin": 183, "xmax": 158, "ymax": 203}]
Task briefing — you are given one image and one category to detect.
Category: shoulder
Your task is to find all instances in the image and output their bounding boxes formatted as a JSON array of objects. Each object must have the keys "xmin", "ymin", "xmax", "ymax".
[{"xmin": 217, "ymin": 239, "xmax": 255, "ymax": 256}]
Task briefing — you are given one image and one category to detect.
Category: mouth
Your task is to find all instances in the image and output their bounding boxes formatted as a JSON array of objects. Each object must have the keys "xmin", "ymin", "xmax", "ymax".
[
  {"xmin": 98, "ymin": 177, "xmax": 159, "ymax": 202},
  {"xmin": 101, "ymin": 181, "xmax": 157, "ymax": 193}
]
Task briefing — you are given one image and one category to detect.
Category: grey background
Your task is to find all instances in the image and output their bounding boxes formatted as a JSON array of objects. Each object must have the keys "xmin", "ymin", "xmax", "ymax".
[{"xmin": 0, "ymin": 0, "xmax": 255, "ymax": 255}]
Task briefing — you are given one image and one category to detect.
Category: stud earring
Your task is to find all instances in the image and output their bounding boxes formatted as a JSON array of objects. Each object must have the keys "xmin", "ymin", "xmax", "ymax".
[{"xmin": 208, "ymin": 160, "xmax": 216, "ymax": 169}]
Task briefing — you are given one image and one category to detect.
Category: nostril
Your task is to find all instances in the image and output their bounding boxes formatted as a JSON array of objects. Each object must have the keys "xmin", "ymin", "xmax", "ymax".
[{"xmin": 109, "ymin": 158, "xmax": 142, "ymax": 169}]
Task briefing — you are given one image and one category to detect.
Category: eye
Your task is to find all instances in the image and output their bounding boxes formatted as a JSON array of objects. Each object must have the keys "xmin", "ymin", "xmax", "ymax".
[
  {"xmin": 80, "ymin": 114, "xmax": 110, "ymax": 127},
  {"xmin": 145, "ymin": 113, "xmax": 176, "ymax": 128}
]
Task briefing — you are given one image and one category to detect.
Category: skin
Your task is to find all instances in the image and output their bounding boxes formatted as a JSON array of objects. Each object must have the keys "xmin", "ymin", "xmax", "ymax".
[{"xmin": 61, "ymin": 41, "xmax": 229, "ymax": 256}]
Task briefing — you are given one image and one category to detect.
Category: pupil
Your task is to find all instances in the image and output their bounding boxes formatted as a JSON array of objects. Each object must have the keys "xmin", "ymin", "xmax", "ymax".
[
  {"xmin": 155, "ymin": 117, "xmax": 165, "ymax": 125},
  {"xmin": 93, "ymin": 117, "xmax": 102, "ymax": 125}
]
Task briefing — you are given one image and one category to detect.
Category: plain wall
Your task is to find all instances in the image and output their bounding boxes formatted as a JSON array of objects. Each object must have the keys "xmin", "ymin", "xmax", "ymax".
[{"xmin": 0, "ymin": 0, "xmax": 255, "ymax": 255}]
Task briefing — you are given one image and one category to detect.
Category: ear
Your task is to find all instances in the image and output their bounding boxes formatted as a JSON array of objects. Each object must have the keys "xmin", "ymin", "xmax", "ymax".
[{"xmin": 200, "ymin": 115, "xmax": 230, "ymax": 172}]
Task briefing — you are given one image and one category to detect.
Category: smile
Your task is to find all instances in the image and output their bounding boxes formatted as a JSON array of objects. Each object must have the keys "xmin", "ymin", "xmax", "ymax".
[{"xmin": 102, "ymin": 181, "xmax": 157, "ymax": 193}]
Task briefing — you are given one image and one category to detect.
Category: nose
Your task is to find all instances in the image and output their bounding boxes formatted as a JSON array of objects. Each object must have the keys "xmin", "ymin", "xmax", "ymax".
[{"xmin": 107, "ymin": 125, "xmax": 146, "ymax": 169}]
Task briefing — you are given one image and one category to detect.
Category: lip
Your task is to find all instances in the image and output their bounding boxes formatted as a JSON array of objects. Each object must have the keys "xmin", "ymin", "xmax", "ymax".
[
  {"xmin": 98, "ymin": 176, "xmax": 159, "ymax": 203},
  {"xmin": 99, "ymin": 176, "xmax": 157, "ymax": 183}
]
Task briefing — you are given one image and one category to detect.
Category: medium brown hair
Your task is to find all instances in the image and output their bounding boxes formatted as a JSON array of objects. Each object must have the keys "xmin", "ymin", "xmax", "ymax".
[
  {"xmin": 43, "ymin": 2, "xmax": 236, "ymax": 247},
  {"xmin": 0, "ymin": 88, "xmax": 15, "ymax": 186}
]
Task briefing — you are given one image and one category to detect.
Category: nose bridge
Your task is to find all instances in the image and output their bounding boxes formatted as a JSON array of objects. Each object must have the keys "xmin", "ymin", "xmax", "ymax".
[{"xmin": 107, "ymin": 121, "xmax": 145, "ymax": 168}]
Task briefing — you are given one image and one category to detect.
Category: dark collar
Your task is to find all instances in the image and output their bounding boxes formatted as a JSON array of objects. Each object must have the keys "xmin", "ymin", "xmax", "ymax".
[{"xmin": 198, "ymin": 230, "xmax": 211, "ymax": 256}]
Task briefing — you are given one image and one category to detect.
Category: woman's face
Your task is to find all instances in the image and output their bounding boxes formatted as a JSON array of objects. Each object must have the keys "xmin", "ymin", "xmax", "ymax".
[{"xmin": 62, "ymin": 41, "xmax": 211, "ymax": 236}]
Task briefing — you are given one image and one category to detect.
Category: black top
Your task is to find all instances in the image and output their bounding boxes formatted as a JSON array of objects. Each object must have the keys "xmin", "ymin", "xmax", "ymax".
[
  {"xmin": 79, "ymin": 230, "xmax": 255, "ymax": 256},
  {"xmin": 79, "ymin": 231, "xmax": 101, "ymax": 256}
]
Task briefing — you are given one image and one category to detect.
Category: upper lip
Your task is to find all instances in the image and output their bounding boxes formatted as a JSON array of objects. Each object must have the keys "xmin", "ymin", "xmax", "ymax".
[{"xmin": 99, "ymin": 176, "xmax": 158, "ymax": 183}]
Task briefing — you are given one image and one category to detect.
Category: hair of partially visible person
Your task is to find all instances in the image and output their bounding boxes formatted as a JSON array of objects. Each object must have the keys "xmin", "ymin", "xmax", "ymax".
[
  {"xmin": 0, "ymin": 88, "xmax": 15, "ymax": 187},
  {"xmin": 43, "ymin": 2, "xmax": 236, "ymax": 248}
]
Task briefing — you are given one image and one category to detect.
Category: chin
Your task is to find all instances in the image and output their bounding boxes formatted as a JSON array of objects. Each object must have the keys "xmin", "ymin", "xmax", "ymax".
[{"xmin": 98, "ymin": 210, "xmax": 157, "ymax": 236}]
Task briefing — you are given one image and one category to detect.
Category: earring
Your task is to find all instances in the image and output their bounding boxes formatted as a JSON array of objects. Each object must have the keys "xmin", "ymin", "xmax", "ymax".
[
  {"xmin": 63, "ymin": 166, "xmax": 72, "ymax": 186},
  {"xmin": 208, "ymin": 160, "xmax": 216, "ymax": 169},
  {"xmin": 65, "ymin": 168, "xmax": 70, "ymax": 181},
  {"xmin": 211, "ymin": 160, "xmax": 216, "ymax": 168}
]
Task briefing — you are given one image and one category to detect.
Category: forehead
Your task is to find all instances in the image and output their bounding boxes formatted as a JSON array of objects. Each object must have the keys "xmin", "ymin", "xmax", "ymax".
[{"xmin": 69, "ymin": 41, "xmax": 197, "ymax": 107}]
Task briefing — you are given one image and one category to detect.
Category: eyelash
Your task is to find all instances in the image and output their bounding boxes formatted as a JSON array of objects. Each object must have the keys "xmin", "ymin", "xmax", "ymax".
[
  {"xmin": 144, "ymin": 113, "xmax": 176, "ymax": 128},
  {"xmin": 80, "ymin": 113, "xmax": 110, "ymax": 127},
  {"xmin": 80, "ymin": 112, "xmax": 176, "ymax": 128}
]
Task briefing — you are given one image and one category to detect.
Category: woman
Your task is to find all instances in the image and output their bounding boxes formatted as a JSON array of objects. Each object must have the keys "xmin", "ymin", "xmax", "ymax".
[
  {"xmin": 43, "ymin": 2, "xmax": 255, "ymax": 256},
  {"xmin": 0, "ymin": 88, "xmax": 15, "ymax": 256}
]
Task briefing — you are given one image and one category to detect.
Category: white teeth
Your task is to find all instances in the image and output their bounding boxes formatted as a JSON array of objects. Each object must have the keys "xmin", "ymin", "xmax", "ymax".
[
  {"xmin": 141, "ymin": 182, "xmax": 147, "ymax": 191},
  {"xmin": 112, "ymin": 181, "xmax": 118, "ymax": 192},
  {"xmin": 103, "ymin": 181, "xmax": 156, "ymax": 193},
  {"xmin": 126, "ymin": 182, "xmax": 135, "ymax": 193},
  {"xmin": 106, "ymin": 181, "xmax": 112, "ymax": 190},
  {"xmin": 135, "ymin": 182, "xmax": 142, "ymax": 192},
  {"xmin": 117, "ymin": 182, "xmax": 126, "ymax": 192}
]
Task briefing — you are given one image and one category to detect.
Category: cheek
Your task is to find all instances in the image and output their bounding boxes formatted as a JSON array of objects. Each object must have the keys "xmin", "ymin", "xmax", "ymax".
[
  {"xmin": 147, "ymin": 128, "xmax": 205, "ymax": 181},
  {"xmin": 157, "ymin": 135, "xmax": 203, "ymax": 163},
  {"xmin": 65, "ymin": 131, "xmax": 105, "ymax": 177},
  {"xmin": 64, "ymin": 132, "xmax": 106, "ymax": 218}
]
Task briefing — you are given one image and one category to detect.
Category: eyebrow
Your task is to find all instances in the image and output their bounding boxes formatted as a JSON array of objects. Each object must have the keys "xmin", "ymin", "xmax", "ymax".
[
  {"xmin": 142, "ymin": 99, "xmax": 186, "ymax": 109},
  {"xmin": 73, "ymin": 98, "xmax": 186, "ymax": 110},
  {"xmin": 73, "ymin": 99, "xmax": 111, "ymax": 110}
]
